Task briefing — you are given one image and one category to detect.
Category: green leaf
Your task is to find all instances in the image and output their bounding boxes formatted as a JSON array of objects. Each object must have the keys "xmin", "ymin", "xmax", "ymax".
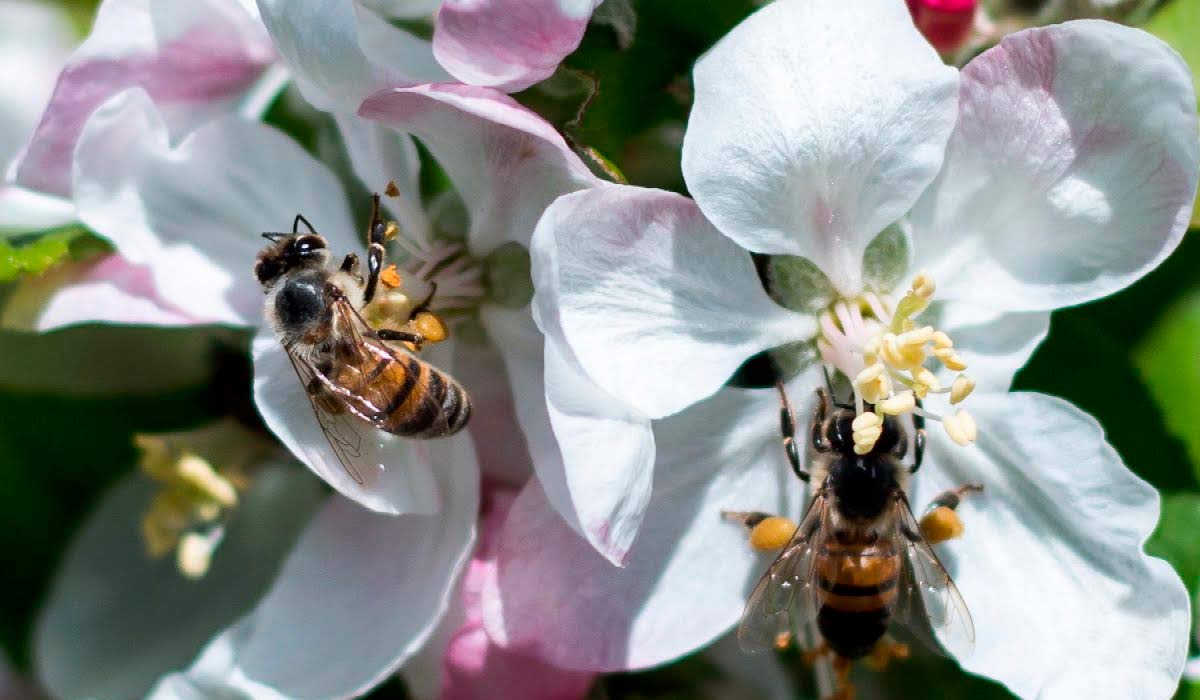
[
  {"xmin": 1135, "ymin": 289, "xmax": 1200, "ymax": 482},
  {"xmin": 1145, "ymin": 492, "xmax": 1200, "ymax": 600},
  {"xmin": 0, "ymin": 226, "xmax": 106, "ymax": 282},
  {"xmin": 1144, "ymin": 0, "xmax": 1200, "ymax": 227}
]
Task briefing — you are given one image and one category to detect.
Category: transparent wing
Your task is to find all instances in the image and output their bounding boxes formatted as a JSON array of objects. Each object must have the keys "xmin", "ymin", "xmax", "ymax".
[
  {"xmin": 737, "ymin": 488, "xmax": 833, "ymax": 654},
  {"xmin": 892, "ymin": 495, "xmax": 976, "ymax": 659},
  {"xmin": 280, "ymin": 343, "xmax": 372, "ymax": 486},
  {"xmin": 329, "ymin": 297, "xmax": 453, "ymax": 437}
]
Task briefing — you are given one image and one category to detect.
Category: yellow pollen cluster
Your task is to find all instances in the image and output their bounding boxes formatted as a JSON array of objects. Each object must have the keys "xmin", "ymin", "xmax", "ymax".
[
  {"xmin": 846, "ymin": 273, "xmax": 978, "ymax": 452},
  {"xmin": 136, "ymin": 425, "xmax": 256, "ymax": 579}
]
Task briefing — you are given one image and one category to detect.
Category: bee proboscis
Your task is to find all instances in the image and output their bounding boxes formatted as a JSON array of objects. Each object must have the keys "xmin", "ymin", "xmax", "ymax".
[
  {"xmin": 737, "ymin": 383, "xmax": 976, "ymax": 673},
  {"xmin": 254, "ymin": 193, "xmax": 471, "ymax": 485}
]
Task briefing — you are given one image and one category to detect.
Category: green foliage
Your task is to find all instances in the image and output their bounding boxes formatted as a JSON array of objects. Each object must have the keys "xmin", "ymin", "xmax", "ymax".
[
  {"xmin": 1146, "ymin": 493, "xmax": 1200, "ymax": 599},
  {"xmin": 1136, "ymin": 288, "xmax": 1200, "ymax": 483}
]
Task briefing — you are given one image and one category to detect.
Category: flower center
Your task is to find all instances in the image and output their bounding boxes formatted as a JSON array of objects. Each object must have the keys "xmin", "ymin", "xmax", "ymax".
[{"xmin": 816, "ymin": 273, "xmax": 977, "ymax": 454}]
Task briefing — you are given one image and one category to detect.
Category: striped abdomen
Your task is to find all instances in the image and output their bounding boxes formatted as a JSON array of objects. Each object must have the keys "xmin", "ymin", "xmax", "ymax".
[
  {"xmin": 815, "ymin": 536, "xmax": 900, "ymax": 659},
  {"xmin": 331, "ymin": 351, "xmax": 471, "ymax": 439}
]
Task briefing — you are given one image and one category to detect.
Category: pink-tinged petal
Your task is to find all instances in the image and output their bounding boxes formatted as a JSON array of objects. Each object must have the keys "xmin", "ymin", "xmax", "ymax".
[
  {"xmin": 441, "ymin": 488, "xmax": 596, "ymax": 700},
  {"xmin": 153, "ymin": 437, "xmax": 479, "ymax": 700},
  {"xmin": 1, "ymin": 254, "xmax": 196, "ymax": 332},
  {"xmin": 12, "ymin": 0, "xmax": 276, "ymax": 198},
  {"xmin": 912, "ymin": 21, "xmax": 1200, "ymax": 312},
  {"xmin": 482, "ymin": 306, "xmax": 653, "ymax": 566},
  {"xmin": 73, "ymin": 89, "xmax": 356, "ymax": 326},
  {"xmin": 682, "ymin": 0, "xmax": 958, "ymax": 297},
  {"xmin": 911, "ymin": 393, "xmax": 1189, "ymax": 698},
  {"xmin": 483, "ymin": 386, "xmax": 803, "ymax": 671},
  {"xmin": 433, "ymin": 0, "xmax": 603, "ymax": 93},
  {"xmin": 256, "ymin": 0, "xmax": 447, "ymax": 113},
  {"xmin": 0, "ymin": 2, "xmax": 75, "ymax": 168},
  {"xmin": 252, "ymin": 330, "xmax": 441, "ymax": 515},
  {"xmin": 35, "ymin": 465, "xmax": 323, "ymax": 700},
  {"xmin": 358, "ymin": 83, "xmax": 599, "ymax": 254},
  {"xmin": 530, "ymin": 184, "xmax": 812, "ymax": 420}
]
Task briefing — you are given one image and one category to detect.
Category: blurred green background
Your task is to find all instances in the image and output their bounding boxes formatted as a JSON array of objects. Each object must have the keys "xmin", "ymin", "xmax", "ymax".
[{"xmin": 2, "ymin": 0, "xmax": 1199, "ymax": 698}]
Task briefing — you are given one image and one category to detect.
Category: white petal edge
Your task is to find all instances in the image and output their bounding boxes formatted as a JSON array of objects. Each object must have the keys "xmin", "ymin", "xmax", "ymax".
[
  {"xmin": 531, "ymin": 183, "xmax": 813, "ymax": 419},
  {"xmin": 358, "ymin": 83, "xmax": 599, "ymax": 255},
  {"xmin": 73, "ymin": 89, "xmax": 357, "ymax": 326},
  {"xmin": 910, "ymin": 392, "xmax": 1189, "ymax": 699},
  {"xmin": 912, "ymin": 21, "xmax": 1200, "ymax": 312},
  {"xmin": 150, "ymin": 436, "xmax": 479, "ymax": 700},
  {"xmin": 682, "ymin": 0, "xmax": 959, "ymax": 297},
  {"xmin": 35, "ymin": 464, "xmax": 323, "ymax": 700}
]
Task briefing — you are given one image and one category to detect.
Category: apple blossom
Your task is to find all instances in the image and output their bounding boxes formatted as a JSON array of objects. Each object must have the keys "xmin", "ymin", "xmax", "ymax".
[{"xmin": 498, "ymin": 0, "xmax": 1199, "ymax": 697}]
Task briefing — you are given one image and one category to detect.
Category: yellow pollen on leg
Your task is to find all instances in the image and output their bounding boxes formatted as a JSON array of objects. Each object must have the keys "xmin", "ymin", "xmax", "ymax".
[
  {"xmin": 749, "ymin": 516, "xmax": 799, "ymax": 551},
  {"xmin": 919, "ymin": 506, "xmax": 965, "ymax": 544}
]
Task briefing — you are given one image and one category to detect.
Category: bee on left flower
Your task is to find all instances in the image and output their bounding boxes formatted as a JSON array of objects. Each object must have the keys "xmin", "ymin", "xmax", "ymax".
[{"xmin": 255, "ymin": 188, "xmax": 472, "ymax": 485}]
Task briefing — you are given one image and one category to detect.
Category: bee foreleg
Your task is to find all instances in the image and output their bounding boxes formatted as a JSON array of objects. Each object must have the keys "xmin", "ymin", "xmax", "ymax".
[
  {"xmin": 919, "ymin": 483, "xmax": 983, "ymax": 544},
  {"xmin": 775, "ymin": 380, "xmax": 810, "ymax": 481},
  {"xmin": 340, "ymin": 253, "xmax": 360, "ymax": 277},
  {"xmin": 721, "ymin": 510, "xmax": 797, "ymax": 552},
  {"xmin": 363, "ymin": 193, "xmax": 387, "ymax": 304}
]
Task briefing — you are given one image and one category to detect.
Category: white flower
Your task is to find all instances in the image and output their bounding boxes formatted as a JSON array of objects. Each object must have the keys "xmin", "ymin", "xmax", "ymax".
[{"xmin": 489, "ymin": 0, "xmax": 1199, "ymax": 696}]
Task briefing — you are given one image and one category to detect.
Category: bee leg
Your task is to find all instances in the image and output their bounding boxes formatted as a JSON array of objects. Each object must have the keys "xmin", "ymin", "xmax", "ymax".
[
  {"xmin": 864, "ymin": 637, "xmax": 911, "ymax": 671},
  {"xmin": 829, "ymin": 656, "xmax": 856, "ymax": 700},
  {"xmin": 919, "ymin": 483, "xmax": 983, "ymax": 544},
  {"xmin": 775, "ymin": 380, "xmax": 810, "ymax": 481},
  {"xmin": 363, "ymin": 194, "xmax": 388, "ymax": 304},
  {"xmin": 909, "ymin": 396, "xmax": 927, "ymax": 474},
  {"xmin": 340, "ymin": 253, "xmax": 360, "ymax": 277},
  {"xmin": 410, "ymin": 281, "xmax": 439, "ymax": 316},
  {"xmin": 377, "ymin": 328, "xmax": 426, "ymax": 351},
  {"xmin": 720, "ymin": 511, "xmax": 797, "ymax": 552},
  {"xmin": 801, "ymin": 641, "xmax": 831, "ymax": 666}
]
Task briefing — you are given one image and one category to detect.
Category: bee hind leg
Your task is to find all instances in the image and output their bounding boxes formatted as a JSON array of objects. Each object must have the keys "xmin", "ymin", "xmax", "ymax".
[
  {"xmin": 864, "ymin": 637, "xmax": 910, "ymax": 671},
  {"xmin": 720, "ymin": 510, "xmax": 797, "ymax": 552},
  {"xmin": 919, "ymin": 483, "xmax": 984, "ymax": 545},
  {"xmin": 829, "ymin": 655, "xmax": 856, "ymax": 700}
]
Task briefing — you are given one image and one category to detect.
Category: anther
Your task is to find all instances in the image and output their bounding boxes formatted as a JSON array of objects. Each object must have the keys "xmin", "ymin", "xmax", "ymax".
[
  {"xmin": 934, "ymin": 347, "xmax": 967, "ymax": 371},
  {"xmin": 942, "ymin": 409, "xmax": 978, "ymax": 446},
  {"xmin": 877, "ymin": 390, "xmax": 915, "ymax": 416},
  {"xmin": 384, "ymin": 180, "xmax": 401, "ymax": 198},
  {"xmin": 852, "ymin": 411, "xmax": 884, "ymax": 454},
  {"xmin": 854, "ymin": 363, "xmax": 892, "ymax": 404},
  {"xmin": 950, "ymin": 375, "xmax": 975, "ymax": 405},
  {"xmin": 380, "ymin": 264, "xmax": 403, "ymax": 289},
  {"xmin": 177, "ymin": 529, "xmax": 223, "ymax": 579}
]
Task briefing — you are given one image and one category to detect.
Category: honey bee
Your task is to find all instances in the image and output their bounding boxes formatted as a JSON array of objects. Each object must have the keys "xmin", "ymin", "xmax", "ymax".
[
  {"xmin": 734, "ymin": 382, "xmax": 977, "ymax": 695},
  {"xmin": 255, "ymin": 192, "xmax": 471, "ymax": 485}
]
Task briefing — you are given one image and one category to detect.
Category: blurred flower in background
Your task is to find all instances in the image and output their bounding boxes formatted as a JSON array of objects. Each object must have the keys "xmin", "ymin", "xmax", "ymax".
[{"xmin": 1, "ymin": 0, "xmax": 1199, "ymax": 700}]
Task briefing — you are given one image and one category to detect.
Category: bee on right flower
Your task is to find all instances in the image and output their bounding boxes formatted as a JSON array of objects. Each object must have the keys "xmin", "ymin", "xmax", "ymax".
[{"xmin": 726, "ymin": 382, "xmax": 982, "ymax": 700}]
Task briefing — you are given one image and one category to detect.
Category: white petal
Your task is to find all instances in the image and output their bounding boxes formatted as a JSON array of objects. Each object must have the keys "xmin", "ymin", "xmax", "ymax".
[
  {"xmin": 334, "ymin": 112, "xmax": 433, "ymax": 247},
  {"xmin": 934, "ymin": 303, "xmax": 1050, "ymax": 393},
  {"xmin": 252, "ymin": 330, "xmax": 441, "ymax": 515},
  {"xmin": 73, "ymin": 89, "xmax": 356, "ymax": 326},
  {"xmin": 912, "ymin": 21, "xmax": 1200, "ymax": 312},
  {"xmin": 361, "ymin": 0, "xmax": 441, "ymax": 19},
  {"xmin": 358, "ymin": 83, "xmax": 598, "ymax": 254},
  {"xmin": 482, "ymin": 305, "xmax": 654, "ymax": 565},
  {"xmin": 911, "ymin": 392, "xmax": 1189, "ymax": 699},
  {"xmin": 156, "ymin": 437, "xmax": 479, "ymax": 700},
  {"xmin": 0, "ymin": 1, "xmax": 74, "ymax": 168},
  {"xmin": 0, "ymin": 186, "xmax": 75, "ymax": 234},
  {"xmin": 35, "ymin": 465, "xmax": 323, "ymax": 700},
  {"xmin": 0, "ymin": 254, "xmax": 197, "ymax": 331},
  {"xmin": 530, "ymin": 184, "xmax": 812, "ymax": 419},
  {"xmin": 256, "ymin": 0, "xmax": 447, "ymax": 113},
  {"xmin": 483, "ymin": 386, "xmax": 801, "ymax": 671},
  {"xmin": 682, "ymin": 0, "xmax": 958, "ymax": 296},
  {"xmin": 433, "ymin": 0, "xmax": 602, "ymax": 92},
  {"xmin": 12, "ymin": 0, "xmax": 276, "ymax": 197}
]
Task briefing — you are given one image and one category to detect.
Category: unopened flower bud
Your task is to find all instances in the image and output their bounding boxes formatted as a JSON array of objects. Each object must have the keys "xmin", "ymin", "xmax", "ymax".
[{"xmin": 907, "ymin": 0, "xmax": 977, "ymax": 54}]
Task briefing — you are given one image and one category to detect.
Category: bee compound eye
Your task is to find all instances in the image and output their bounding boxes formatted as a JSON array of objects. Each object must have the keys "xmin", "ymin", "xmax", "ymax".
[{"xmin": 293, "ymin": 235, "xmax": 326, "ymax": 256}]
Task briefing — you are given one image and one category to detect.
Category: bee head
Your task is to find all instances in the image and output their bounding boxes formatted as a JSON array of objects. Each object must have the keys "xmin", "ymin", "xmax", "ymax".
[{"xmin": 255, "ymin": 233, "xmax": 328, "ymax": 287}]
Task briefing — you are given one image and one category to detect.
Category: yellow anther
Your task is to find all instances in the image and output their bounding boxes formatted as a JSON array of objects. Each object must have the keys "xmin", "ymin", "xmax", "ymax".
[
  {"xmin": 383, "ymin": 221, "xmax": 399, "ymax": 241},
  {"xmin": 910, "ymin": 272, "xmax": 935, "ymax": 300},
  {"xmin": 852, "ymin": 411, "xmax": 884, "ymax": 454},
  {"xmin": 749, "ymin": 516, "xmax": 799, "ymax": 552},
  {"xmin": 878, "ymin": 390, "xmax": 915, "ymax": 416},
  {"xmin": 879, "ymin": 333, "xmax": 926, "ymax": 370},
  {"xmin": 380, "ymin": 264, "xmax": 403, "ymax": 289},
  {"xmin": 919, "ymin": 506, "xmax": 965, "ymax": 544},
  {"xmin": 950, "ymin": 375, "xmax": 976, "ymax": 405},
  {"xmin": 914, "ymin": 367, "xmax": 941, "ymax": 393},
  {"xmin": 934, "ymin": 347, "xmax": 968, "ymax": 371},
  {"xmin": 931, "ymin": 331, "xmax": 953, "ymax": 349},
  {"xmin": 177, "ymin": 531, "xmax": 217, "ymax": 579},
  {"xmin": 943, "ymin": 409, "xmax": 978, "ymax": 446},
  {"xmin": 176, "ymin": 454, "xmax": 238, "ymax": 508},
  {"xmin": 854, "ymin": 363, "xmax": 892, "ymax": 404},
  {"xmin": 896, "ymin": 326, "xmax": 934, "ymax": 347}
]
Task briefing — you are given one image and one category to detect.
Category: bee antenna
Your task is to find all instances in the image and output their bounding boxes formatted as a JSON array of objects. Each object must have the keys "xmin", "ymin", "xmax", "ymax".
[{"xmin": 261, "ymin": 232, "xmax": 287, "ymax": 241}]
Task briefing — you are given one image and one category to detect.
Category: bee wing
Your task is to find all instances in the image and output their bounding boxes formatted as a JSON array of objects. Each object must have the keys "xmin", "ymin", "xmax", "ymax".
[
  {"xmin": 279, "ymin": 342, "xmax": 373, "ymax": 486},
  {"xmin": 891, "ymin": 495, "xmax": 976, "ymax": 659},
  {"xmin": 329, "ymin": 296, "xmax": 455, "ymax": 437},
  {"xmin": 736, "ymin": 488, "xmax": 833, "ymax": 654}
]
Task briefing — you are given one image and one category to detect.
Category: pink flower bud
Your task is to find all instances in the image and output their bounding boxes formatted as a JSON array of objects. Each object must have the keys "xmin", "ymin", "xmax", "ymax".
[{"xmin": 907, "ymin": 0, "xmax": 977, "ymax": 54}]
